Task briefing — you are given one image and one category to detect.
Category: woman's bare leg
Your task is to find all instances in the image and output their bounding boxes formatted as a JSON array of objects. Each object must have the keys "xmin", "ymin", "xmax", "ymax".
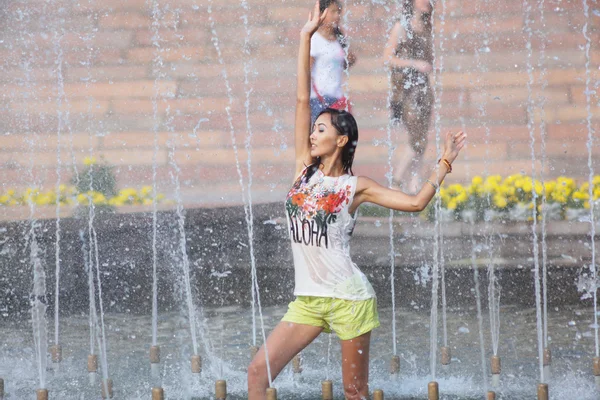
[
  {"xmin": 248, "ymin": 321, "xmax": 323, "ymax": 400},
  {"xmin": 340, "ymin": 331, "xmax": 371, "ymax": 400}
]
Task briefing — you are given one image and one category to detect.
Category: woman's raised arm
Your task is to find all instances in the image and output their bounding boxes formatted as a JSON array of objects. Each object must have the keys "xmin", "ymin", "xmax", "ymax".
[{"xmin": 294, "ymin": 2, "xmax": 328, "ymax": 177}]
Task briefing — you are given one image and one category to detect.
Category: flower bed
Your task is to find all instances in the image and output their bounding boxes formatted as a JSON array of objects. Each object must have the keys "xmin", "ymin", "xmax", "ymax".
[
  {"xmin": 433, "ymin": 174, "xmax": 600, "ymax": 222},
  {"xmin": 0, "ymin": 185, "xmax": 166, "ymax": 207},
  {"xmin": 0, "ymin": 157, "xmax": 168, "ymax": 211}
]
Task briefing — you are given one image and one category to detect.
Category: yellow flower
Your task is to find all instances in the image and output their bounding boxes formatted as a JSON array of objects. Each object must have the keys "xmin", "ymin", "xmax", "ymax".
[
  {"xmin": 557, "ymin": 176, "xmax": 576, "ymax": 191},
  {"xmin": 472, "ymin": 176, "xmax": 483, "ymax": 186},
  {"xmin": 119, "ymin": 188, "xmax": 137, "ymax": 197},
  {"xmin": 514, "ymin": 177, "xmax": 523, "ymax": 189},
  {"xmin": 573, "ymin": 191, "xmax": 589, "ymax": 201},
  {"xmin": 83, "ymin": 156, "xmax": 97, "ymax": 166},
  {"xmin": 77, "ymin": 193, "xmax": 89, "ymax": 204},
  {"xmin": 447, "ymin": 199, "xmax": 458, "ymax": 210},
  {"xmin": 493, "ymin": 195, "xmax": 508, "ymax": 209},
  {"xmin": 455, "ymin": 191, "xmax": 468, "ymax": 203},
  {"xmin": 143, "ymin": 198, "xmax": 153, "ymax": 206},
  {"xmin": 36, "ymin": 194, "xmax": 53, "ymax": 206},
  {"xmin": 108, "ymin": 197, "xmax": 124, "ymax": 207},
  {"xmin": 544, "ymin": 181, "xmax": 556, "ymax": 195},
  {"xmin": 140, "ymin": 186, "xmax": 153, "ymax": 197},
  {"xmin": 93, "ymin": 193, "xmax": 107, "ymax": 205},
  {"xmin": 584, "ymin": 201, "xmax": 590, "ymax": 209}
]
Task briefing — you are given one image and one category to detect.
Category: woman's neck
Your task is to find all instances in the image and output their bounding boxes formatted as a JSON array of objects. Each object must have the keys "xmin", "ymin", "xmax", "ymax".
[
  {"xmin": 319, "ymin": 156, "xmax": 345, "ymax": 177},
  {"xmin": 317, "ymin": 25, "xmax": 337, "ymax": 40}
]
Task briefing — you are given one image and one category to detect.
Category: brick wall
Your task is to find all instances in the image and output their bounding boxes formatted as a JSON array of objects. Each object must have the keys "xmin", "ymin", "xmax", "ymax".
[{"xmin": 0, "ymin": 0, "xmax": 598, "ymax": 217}]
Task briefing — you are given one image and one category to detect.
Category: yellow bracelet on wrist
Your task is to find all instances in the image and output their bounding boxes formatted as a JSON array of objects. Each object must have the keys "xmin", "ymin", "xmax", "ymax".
[{"xmin": 438, "ymin": 158, "xmax": 452, "ymax": 173}]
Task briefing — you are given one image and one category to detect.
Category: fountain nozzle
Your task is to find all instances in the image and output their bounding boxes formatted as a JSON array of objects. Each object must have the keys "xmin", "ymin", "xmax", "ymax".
[
  {"xmin": 191, "ymin": 355, "xmax": 202, "ymax": 374},
  {"xmin": 36, "ymin": 389, "xmax": 48, "ymax": 400},
  {"xmin": 491, "ymin": 355, "xmax": 501, "ymax": 387},
  {"xmin": 593, "ymin": 357, "xmax": 600, "ymax": 376},
  {"xmin": 321, "ymin": 380, "xmax": 333, "ymax": 400},
  {"xmin": 491, "ymin": 355, "xmax": 501, "ymax": 375},
  {"xmin": 266, "ymin": 387, "xmax": 277, "ymax": 400},
  {"xmin": 390, "ymin": 355, "xmax": 400, "ymax": 374},
  {"xmin": 543, "ymin": 348, "xmax": 551, "ymax": 366},
  {"xmin": 88, "ymin": 354, "xmax": 98, "ymax": 372},
  {"xmin": 49, "ymin": 345, "xmax": 62, "ymax": 363},
  {"xmin": 150, "ymin": 345, "xmax": 160, "ymax": 364},
  {"xmin": 537, "ymin": 383, "xmax": 548, "ymax": 400},
  {"xmin": 292, "ymin": 354, "xmax": 302, "ymax": 374},
  {"xmin": 487, "ymin": 391, "xmax": 496, "ymax": 400},
  {"xmin": 441, "ymin": 346, "xmax": 451, "ymax": 365},
  {"xmin": 101, "ymin": 379, "xmax": 113, "ymax": 399},
  {"xmin": 427, "ymin": 381, "xmax": 439, "ymax": 400},
  {"xmin": 250, "ymin": 345, "xmax": 259, "ymax": 359},
  {"xmin": 373, "ymin": 389, "xmax": 384, "ymax": 400},
  {"xmin": 215, "ymin": 380, "xmax": 227, "ymax": 400},
  {"xmin": 151, "ymin": 387, "xmax": 164, "ymax": 400}
]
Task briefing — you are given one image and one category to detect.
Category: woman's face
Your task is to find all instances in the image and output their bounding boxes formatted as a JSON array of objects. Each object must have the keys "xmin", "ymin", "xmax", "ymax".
[
  {"xmin": 310, "ymin": 113, "xmax": 344, "ymax": 158},
  {"xmin": 414, "ymin": 0, "xmax": 432, "ymax": 13},
  {"xmin": 323, "ymin": 2, "xmax": 342, "ymax": 29}
]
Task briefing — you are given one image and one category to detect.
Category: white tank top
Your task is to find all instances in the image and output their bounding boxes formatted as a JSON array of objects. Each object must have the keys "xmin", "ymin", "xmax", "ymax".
[
  {"xmin": 285, "ymin": 167, "xmax": 376, "ymax": 301},
  {"xmin": 310, "ymin": 32, "xmax": 345, "ymax": 99}
]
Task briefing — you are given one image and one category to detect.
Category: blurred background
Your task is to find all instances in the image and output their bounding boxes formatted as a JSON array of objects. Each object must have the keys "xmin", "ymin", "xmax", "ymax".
[{"xmin": 0, "ymin": 0, "xmax": 597, "ymax": 220}]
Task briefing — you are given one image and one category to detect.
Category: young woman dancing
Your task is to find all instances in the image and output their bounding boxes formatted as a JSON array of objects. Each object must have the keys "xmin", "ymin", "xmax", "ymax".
[{"xmin": 247, "ymin": 3, "xmax": 466, "ymax": 399}]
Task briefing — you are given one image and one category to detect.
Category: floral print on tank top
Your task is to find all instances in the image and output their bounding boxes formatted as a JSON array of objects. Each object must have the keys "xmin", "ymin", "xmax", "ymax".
[{"xmin": 285, "ymin": 171, "xmax": 353, "ymax": 249}]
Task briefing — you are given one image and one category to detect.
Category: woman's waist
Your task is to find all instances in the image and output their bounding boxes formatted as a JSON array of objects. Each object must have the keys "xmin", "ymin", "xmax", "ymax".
[{"xmin": 391, "ymin": 66, "xmax": 430, "ymax": 77}]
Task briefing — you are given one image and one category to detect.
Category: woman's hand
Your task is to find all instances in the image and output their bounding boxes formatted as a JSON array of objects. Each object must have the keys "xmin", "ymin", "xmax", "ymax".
[
  {"xmin": 442, "ymin": 130, "xmax": 467, "ymax": 164},
  {"xmin": 301, "ymin": 1, "xmax": 328, "ymax": 37},
  {"xmin": 346, "ymin": 51, "xmax": 357, "ymax": 68}
]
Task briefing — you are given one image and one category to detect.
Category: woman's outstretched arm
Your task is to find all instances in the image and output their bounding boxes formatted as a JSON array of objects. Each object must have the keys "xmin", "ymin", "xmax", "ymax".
[
  {"xmin": 350, "ymin": 131, "xmax": 467, "ymax": 213},
  {"xmin": 294, "ymin": 2, "xmax": 328, "ymax": 177}
]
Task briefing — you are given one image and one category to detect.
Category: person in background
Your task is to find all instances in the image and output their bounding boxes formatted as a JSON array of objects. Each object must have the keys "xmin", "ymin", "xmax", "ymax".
[
  {"xmin": 310, "ymin": 0, "xmax": 356, "ymax": 124},
  {"xmin": 384, "ymin": 0, "xmax": 434, "ymax": 193}
]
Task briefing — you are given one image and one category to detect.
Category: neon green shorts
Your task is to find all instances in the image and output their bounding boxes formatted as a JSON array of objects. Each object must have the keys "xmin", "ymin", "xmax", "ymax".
[{"xmin": 281, "ymin": 296, "xmax": 380, "ymax": 341}]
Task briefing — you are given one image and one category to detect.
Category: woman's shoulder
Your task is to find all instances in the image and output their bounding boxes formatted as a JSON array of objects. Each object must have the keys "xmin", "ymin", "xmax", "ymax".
[{"xmin": 311, "ymin": 31, "xmax": 326, "ymax": 45}]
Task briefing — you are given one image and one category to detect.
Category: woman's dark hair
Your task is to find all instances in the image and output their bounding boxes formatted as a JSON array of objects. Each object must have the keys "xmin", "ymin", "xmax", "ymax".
[
  {"xmin": 319, "ymin": 0, "xmax": 341, "ymax": 13},
  {"xmin": 304, "ymin": 108, "xmax": 359, "ymax": 183},
  {"xmin": 319, "ymin": 0, "xmax": 348, "ymax": 48},
  {"xmin": 399, "ymin": 0, "xmax": 432, "ymax": 32}
]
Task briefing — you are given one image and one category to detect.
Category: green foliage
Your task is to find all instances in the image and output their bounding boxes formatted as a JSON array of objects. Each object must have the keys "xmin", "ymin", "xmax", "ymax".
[{"xmin": 74, "ymin": 158, "xmax": 117, "ymax": 198}]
